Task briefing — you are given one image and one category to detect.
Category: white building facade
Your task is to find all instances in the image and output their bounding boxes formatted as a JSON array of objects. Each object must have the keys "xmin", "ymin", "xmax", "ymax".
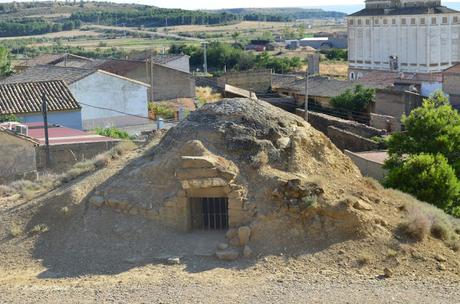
[
  {"xmin": 348, "ymin": 0, "xmax": 460, "ymax": 79},
  {"xmin": 69, "ymin": 70, "xmax": 150, "ymax": 130}
]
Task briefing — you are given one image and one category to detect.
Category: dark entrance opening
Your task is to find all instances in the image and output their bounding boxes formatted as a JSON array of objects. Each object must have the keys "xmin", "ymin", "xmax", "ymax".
[{"xmin": 190, "ymin": 197, "xmax": 229, "ymax": 230}]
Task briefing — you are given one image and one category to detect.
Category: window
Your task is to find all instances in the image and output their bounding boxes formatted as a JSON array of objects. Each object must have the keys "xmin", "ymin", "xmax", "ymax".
[
  {"xmin": 349, "ymin": 19, "xmax": 354, "ymax": 26},
  {"xmin": 366, "ymin": 19, "xmax": 370, "ymax": 25},
  {"xmin": 392, "ymin": 19, "xmax": 396, "ymax": 25},
  {"xmin": 358, "ymin": 19, "xmax": 362, "ymax": 25},
  {"xmin": 401, "ymin": 18, "xmax": 406, "ymax": 25},
  {"xmin": 411, "ymin": 18, "xmax": 416, "ymax": 25},
  {"xmin": 374, "ymin": 19, "xmax": 379, "ymax": 25},
  {"xmin": 432, "ymin": 17, "xmax": 437, "ymax": 25},
  {"xmin": 454, "ymin": 16, "xmax": 459, "ymax": 23},
  {"xmin": 383, "ymin": 19, "xmax": 388, "ymax": 25},
  {"xmin": 442, "ymin": 17, "xmax": 448, "ymax": 24},
  {"xmin": 420, "ymin": 18, "xmax": 425, "ymax": 25}
]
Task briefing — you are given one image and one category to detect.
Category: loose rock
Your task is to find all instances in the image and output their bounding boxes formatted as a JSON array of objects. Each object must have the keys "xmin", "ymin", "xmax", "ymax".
[
  {"xmin": 89, "ymin": 196, "xmax": 105, "ymax": 208},
  {"xmin": 243, "ymin": 245, "xmax": 253, "ymax": 258},
  {"xmin": 238, "ymin": 226, "xmax": 251, "ymax": 246}
]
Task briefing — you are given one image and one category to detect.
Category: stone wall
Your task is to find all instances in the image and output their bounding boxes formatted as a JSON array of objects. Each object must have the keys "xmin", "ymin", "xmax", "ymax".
[
  {"xmin": 327, "ymin": 126, "xmax": 380, "ymax": 152},
  {"xmin": 296, "ymin": 109, "xmax": 386, "ymax": 138},
  {"xmin": 218, "ymin": 70, "xmax": 272, "ymax": 93},
  {"xmin": 36, "ymin": 141, "xmax": 119, "ymax": 173},
  {"xmin": 92, "ymin": 141, "xmax": 255, "ymax": 232},
  {"xmin": 443, "ymin": 73, "xmax": 460, "ymax": 108},
  {"xmin": 0, "ymin": 132, "xmax": 37, "ymax": 183},
  {"xmin": 151, "ymin": 64, "xmax": 196, "ymax": 101},
  {"xmin": 373, "ymin": 89, "xmax": 422, "ymax": 119},
  {"xmin": 345, "ymin": 150, "xmax": 387, "ymax": 181},
  {"xmin": 370, "ymin": 113, "xmax": 401, "ymax": 132}
]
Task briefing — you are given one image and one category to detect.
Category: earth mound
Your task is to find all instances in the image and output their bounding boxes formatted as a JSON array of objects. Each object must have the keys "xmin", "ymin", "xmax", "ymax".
[{"xmin": 1, "ymin": 98, "xmax": 459, "ymax": 277}]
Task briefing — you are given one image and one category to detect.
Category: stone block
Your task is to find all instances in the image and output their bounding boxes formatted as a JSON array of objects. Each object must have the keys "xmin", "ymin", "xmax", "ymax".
[
  {"xmin": 176, "ymin": 168, "xmax": 220, "ymax": 179},
  {"xmin": 181, "ymin": 178, "xmax": 227, "ymax": 189},
  {"xmin": 180, "ymin": 156, "xmax": 215, "ymax": 169},
  {"xmin": 238, "ymin": 226, "xmax": 251, "ymax": 246}
]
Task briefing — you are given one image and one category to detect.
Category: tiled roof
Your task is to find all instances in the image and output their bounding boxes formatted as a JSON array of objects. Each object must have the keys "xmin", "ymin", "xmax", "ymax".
[
  {"xmin": 272, "ymin": 74, "xmax": 357, "ymax": 98},
  {"xmin": 127, "ymin": 52, "xmax": 188, "ymax": 63},
  {"xmin": 349, "ymin": 6, "xmax": 458, "ymax": 16},
  {"xmin": 0, "ymin": 80, "xmax": 80, "ymax": 115},
  {"xmin": 0, "ymin": 65, "xmax": 96, "ymax": 85},
  {"xmin": 442, "ymin": 63, "xmax": 460, "ymax": 75},
  {"xmin": 93, "ymin": 59, "xmax": 146, "ymax": 76}
]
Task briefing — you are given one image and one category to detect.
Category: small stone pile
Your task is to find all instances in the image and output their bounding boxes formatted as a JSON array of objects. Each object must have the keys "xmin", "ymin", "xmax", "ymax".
[{"xmin": 216, "ymin": 226, "xmax": 253, "ymax": 261}]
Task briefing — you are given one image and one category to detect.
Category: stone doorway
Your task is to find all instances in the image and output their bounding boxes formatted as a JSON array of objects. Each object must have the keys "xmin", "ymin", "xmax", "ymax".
[{"xmin": 189, "ymin": 197, "xmax": 229, "ymax": 230}]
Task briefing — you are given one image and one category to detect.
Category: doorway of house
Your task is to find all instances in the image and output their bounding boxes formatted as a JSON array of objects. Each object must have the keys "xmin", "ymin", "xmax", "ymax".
[{"xmin": 189, "ymin": 197, "xmax": 229, "ymax": 230}]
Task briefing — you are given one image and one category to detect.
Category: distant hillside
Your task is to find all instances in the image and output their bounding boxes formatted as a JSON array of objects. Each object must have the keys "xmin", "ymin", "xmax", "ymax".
[
  {"xmin": 213, "ymin": 7, "xmax": 346, "ymax": 21},
  {"xmin": 0, "ymin": 2, "xmax": 347, "ymax": 38}
]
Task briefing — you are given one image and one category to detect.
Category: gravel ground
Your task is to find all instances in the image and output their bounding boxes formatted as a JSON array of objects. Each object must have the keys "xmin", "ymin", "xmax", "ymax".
[{"xmin": 1, "ymin": 264, "xmax": 459, "ymax": 304}]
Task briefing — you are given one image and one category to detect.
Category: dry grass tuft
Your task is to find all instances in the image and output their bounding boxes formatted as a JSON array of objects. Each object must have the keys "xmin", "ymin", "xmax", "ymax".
[
  {"xmin": 398, "ymin": 210, "xmax": 432, "ymax": 241},
  {"xmin": 29, "ymin": 224, "xmax": 49, "ymax": 235},
  {"xmin": 93, "ymin": 153, "xmax": 111, "ymax": 168},
  {"xmin": 357, "ymin": 254, "xmax": 372, "ymax": 266},
  {"xmin": 60, "ymin": 206, "xmax": 70, "ymax": 216},
  {"xmin": 0, "ymin": 185, "xmax": 13, "ymax": 198},
  {"xmin": 111, "ymin": 141, "xmax": 137, "ymax": 157},
  {"xmin": 9, "ymin": 223, "xmax": 23, "ymax": 237},
  {"xmin": 196, "ymin": 86, "xmax": 222, "ymax": 107},
  {"xmin": 9, "ymin": 180, "xmax": 42, "ymax": 199},
  {"xmin": 394, "ymin": 190, "xmax": 460, "ymax": 247}
]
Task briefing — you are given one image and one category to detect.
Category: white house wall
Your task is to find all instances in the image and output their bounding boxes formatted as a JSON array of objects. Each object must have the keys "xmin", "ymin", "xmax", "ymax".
[{"xmin": 70, "ymin": 72, "xmax": 149, "ymax": 130}]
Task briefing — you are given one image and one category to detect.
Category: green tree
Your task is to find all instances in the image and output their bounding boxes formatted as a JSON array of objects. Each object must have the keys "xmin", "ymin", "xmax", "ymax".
[
  {"xmin": 386, "ymin": 91, "xmax": 460, "ymax": 176},
  {"xmin": 231, "ymin": 31, "xmax": 240, "ymax": 44},
  {"xmin": 296, "ymin": 23, "xmax": 306, "ymax": 39},
  {"xmin": 260, "ymin": 31, "xmax": 274, "ymax": 42},
  {"xmin": 0, "ymin": 47, "xmax": 11, "ymax": 76},
  {"xmin": 330, "ymin": 84, "xmax": 375, "ymax": 113},
  {"xmin": 384, "ymin": 153, "xmax": 460, "ymax": 213},
  {"xmin": 384, "ymin": 91, "xmax": 460, "ymax": 217}
]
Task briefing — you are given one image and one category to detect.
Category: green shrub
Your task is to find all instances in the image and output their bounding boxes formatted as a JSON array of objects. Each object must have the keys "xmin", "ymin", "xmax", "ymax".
[
  {"xmin": 95, "ymin": 127, "xmax": 131, "ymax": 139},
  {"xmin": 0, "ymin": 113, "xmax": 19, "ymax": 123},
  {"xmin": 385, "ymin": 153, "xmax": 460, "ymax": 212},
  {"xmin": 330, "ymin": 84, "xmax": 375, "ymax": 113}
]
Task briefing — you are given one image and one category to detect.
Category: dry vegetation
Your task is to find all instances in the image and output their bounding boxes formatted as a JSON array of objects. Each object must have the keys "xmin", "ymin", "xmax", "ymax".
[
  {"xmin": 0, "ymin": 141, "xmax": 137, "ymax": 202},
  {"xmin": 196, "ymin": 86, "xmax": 222, "ymax": 107},
  {"xmin": 396, "ymin": 192, "xmax": 460, "ymax": 251}
]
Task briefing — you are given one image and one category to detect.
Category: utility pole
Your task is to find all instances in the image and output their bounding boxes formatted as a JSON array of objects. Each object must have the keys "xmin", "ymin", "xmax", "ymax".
[
  {"xmin": 202, "ymin": 42, "xmax": 208, "ymax": 75},
  {"xmin": 150, "ymin": 52, "xmax": 154, "ymax": 101},
  {"xmin": 304, "ymin": 67, "xmax": 309, "ymax": 122},
  {"xmin": 41, "ymin": 93, "xmax": 51, "ymax": 169}
]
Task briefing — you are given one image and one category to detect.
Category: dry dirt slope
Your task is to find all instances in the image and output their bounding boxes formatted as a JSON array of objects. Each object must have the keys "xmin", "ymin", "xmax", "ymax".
[{"xmin": 0, "ymin": 98, "xmax": 459, "ymax": 303}]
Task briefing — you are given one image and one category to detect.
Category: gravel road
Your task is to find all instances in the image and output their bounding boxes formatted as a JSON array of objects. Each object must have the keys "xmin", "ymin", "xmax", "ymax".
[{"xmin": 1, "ymin": 264, "xmax": 459, "ymax": 304}]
